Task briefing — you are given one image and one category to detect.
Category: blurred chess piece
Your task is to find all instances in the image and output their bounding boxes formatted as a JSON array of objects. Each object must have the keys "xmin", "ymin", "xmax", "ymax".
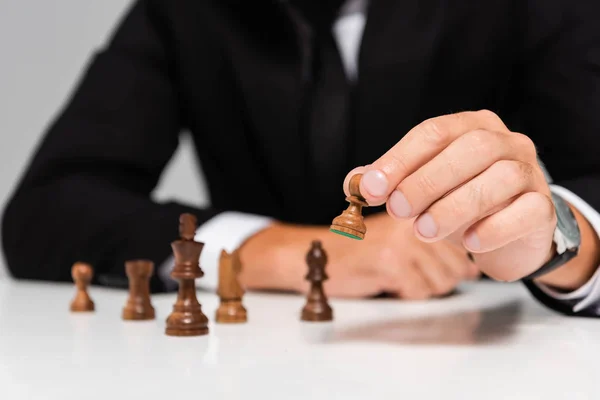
[
  {"xmin": 216, "ymin": 250, "xmax": 247, "ymax": 323},
  {"xmin": 330, "ymin": 173, "xmax": 368, "ymax": 240},
  {"xmin": 165, "ymin": 213, "xmax": 209, "ymax": 336},
  {"xmin": 301, "ymin": 240, "xmax": 333, "ymax": 322},
  {"xmin": 70, "ymin": 262, "xmax": 95, "ymax": 312},
  {"xmin": 122, "ymin": 260, "xmax": 156, "ymax": 320}
]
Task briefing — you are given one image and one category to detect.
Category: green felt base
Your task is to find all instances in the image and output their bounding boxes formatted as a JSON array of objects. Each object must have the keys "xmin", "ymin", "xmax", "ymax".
[{"xmin": 329, "ymin": 229, "xmax": 363, "ymax": 240}]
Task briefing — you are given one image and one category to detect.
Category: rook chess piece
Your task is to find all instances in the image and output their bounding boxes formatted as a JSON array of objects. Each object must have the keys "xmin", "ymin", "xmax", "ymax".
[
  {"xmin": 122, "ymin": 260, "xmax": 156, "ymax": 320},
  {"xmin": 216, "ymin": 250, "xmax": 247, "ymax": 323},
  {"xmin": 330, "ymin": 173, "xmax": 368, "ymax": 240},
  {"xmin": 165, "ymin": 213, "xmax": 209, "ymax": 336},
  {"xmin": 70, "ymin": 262, "xmax": 95, "ymax": 312},
  {"xmin": 301, "ymin": 241, "xmax": 333, "ymax": 322}
]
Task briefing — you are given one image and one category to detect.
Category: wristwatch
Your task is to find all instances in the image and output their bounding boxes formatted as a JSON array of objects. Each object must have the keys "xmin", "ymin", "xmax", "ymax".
[{"xmin": 522, "ymin": 160, "xmax": 581, "ymax": 280}]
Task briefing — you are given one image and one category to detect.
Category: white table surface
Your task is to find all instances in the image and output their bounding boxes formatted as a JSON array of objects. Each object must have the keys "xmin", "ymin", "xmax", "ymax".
[{"xmin": 0, "ymin": 279, "xmax": 598, "ymax": 400}]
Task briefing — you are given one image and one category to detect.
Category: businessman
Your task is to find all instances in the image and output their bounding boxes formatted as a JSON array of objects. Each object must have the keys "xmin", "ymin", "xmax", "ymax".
[{"xmin": 3, "ymin": 0, "xmax": 600, "ymax": 316}]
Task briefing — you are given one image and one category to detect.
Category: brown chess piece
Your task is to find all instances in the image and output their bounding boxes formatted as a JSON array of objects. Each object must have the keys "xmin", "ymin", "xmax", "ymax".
[
  {"xmin": 165, "ymin": 213, "xmax": 209, "ymax": 336},
  {"xmin": 122, "ymin": 260, "xmax": 156, "ymax": 320},
  {"xmin": 301, "ymin": 240, "xmax": 333, "ymax": 322},
  {"xmin": 216, "ymin": 250, "xmax": 247, "ymax": 323},
  {"xmin": 70, "ymin": 262, "xmax": 95, "ymax": 312},
  {"xmin": 330, "ymin": 173, "xmax": 368, "ymax": 240}
]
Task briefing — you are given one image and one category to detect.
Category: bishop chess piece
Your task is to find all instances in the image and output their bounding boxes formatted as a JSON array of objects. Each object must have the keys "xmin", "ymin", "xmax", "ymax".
[
  {"xmin": 165, "ymin": 213, "xmax": 209, "ymax": 336},
  {"xmin": 216, "ymin": 250, "xmax": 247, "ymax": 323},
  {"xmin": 301, "ymin": 241, "xmax": 333, "ymax": 322},
  {"xmin": 330, "ymin": 173, "xmax": 368, "ymax": 240},
  {"xmin": 70, "ymin": 262, "xmax": 95, "ymax": 312},
  {"xmin": 122, "ymin": 260, "xmax": 156, "ymax": 320}
]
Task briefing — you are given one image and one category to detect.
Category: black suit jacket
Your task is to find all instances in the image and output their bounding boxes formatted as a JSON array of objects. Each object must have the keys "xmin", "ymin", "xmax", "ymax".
[{"xmin": 3, "ymin": 0, "xmax": 600, "ymax": 315}]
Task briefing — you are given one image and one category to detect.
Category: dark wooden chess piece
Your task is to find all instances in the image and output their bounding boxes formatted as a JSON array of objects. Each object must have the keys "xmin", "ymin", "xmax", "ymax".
[
  {"xmin": 70, "ymin": 262, "xmax": 95, "ymax": 312},
  {"xmin": 330, "ymin": 173, "xmax": 368, "ymax": 240},
  {"xmin": 216, "ymin": 250, "xmax": 247, "ymax": 323},
  {"xmin": 165, "ymin": 213, "xmax": 209, "ymax": 336},
  {"xmin": 301, "ymin": 240, "xmax": 333, "ymax": 322},
  {"xmin": 122, "ymin": 260, "xmax": 156, "ymax": 320}
]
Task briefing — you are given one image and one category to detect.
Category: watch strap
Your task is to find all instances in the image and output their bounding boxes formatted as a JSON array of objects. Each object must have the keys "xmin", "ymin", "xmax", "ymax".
[{"xmin": 522, "ymin": 248, "xmax": 579, "ymax": 281}]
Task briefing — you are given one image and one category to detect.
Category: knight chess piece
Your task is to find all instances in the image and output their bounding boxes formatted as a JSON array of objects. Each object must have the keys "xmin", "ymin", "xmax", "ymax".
[
  {"xmin": 70, "ymin": 262, "xmax": 95, "ymax": 312},
  {"xmin": 216, "ymin": 249, "xmax": 247, "ymax": 323},
  {"xmin": 122, "ymin": 260, "xmax": 156, "ymax": 320},
  {"xmin": 330, "ymin": 173, "xmax": 368, "ymax": 240},
  {"xmin": 301, "ymin": 240, "xmax": 333, "ymax": 322},
  {"xmin": 165, "ymin": 213, "xmax": 209, "ymax": 336}
]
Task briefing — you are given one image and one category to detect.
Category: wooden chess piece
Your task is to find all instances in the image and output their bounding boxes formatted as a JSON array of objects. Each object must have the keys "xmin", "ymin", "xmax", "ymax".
[
  {"xmin": 165, "ymin": 213, "xmax": 209, "ymax": 336},
  {"xmin": 70, "ymin": 262, "xmax": 95, "ymax": 312},
  {"xmin": 122, "ymin": 260, "xmax": 156, "ymax": 320},
  {"xmin": 301, "ymin": 240, "xmax": 333, "ymax": 322},
  {"xmin": 330, "ymin": 173, "xmax": 368, "ymax": 240},
  {"xmin": 216, "ymin": 250, "xmax": 247, "ymax": 323}
]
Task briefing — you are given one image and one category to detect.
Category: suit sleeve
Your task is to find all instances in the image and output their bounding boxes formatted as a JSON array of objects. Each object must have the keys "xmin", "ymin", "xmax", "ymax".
[
  {"xmin": 516, "ymin": 1, "xmax": 600, "ymax": 316},
  {"xmin": 1, "ymin": 0, "xmax": 220, "ymax": 292}
]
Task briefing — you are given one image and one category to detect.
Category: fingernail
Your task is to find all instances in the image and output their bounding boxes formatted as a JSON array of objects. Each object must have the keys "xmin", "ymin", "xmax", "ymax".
[
  {"xmin": 362, "ymin": 169, "xmax": 388, "ymax": 197},
  {"xmin": 416, "ymin": 213, "xmax": 438, "ymax": 238},
  {"xmin": 389, "ymin": 190, "xmax": 412, "ymax": 218},
  {"xmin": 465, "ymin": 232, "xmax": 480, "ymax": 251}
]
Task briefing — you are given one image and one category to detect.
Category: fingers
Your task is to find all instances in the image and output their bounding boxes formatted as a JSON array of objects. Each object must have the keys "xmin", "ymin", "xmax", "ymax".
[
  {"xmin": 323, "ymin": 275, "xmax": 387, "ymax": 298},
  {"xmin": 348, "ymin": 110, "xmax": 508, "ymax": 205},
  {"xmin": 390, "ymin": 130, "xmax": 531, "ymax": 218},
  {"xmin": 379, "ymin": 247, "xmax": 473, "ymax": 299},
  {"xmin": 438, "ymin": 242, "xmax": 481, "ymax": 281},
  {"xmin": 384, "ymin": 262, "xmax": 432, "ymax": 300},
  {"xmin": 466, "ymin": 192, "xmax": 556, "ymax": 282},
  {"xmin": 463, "ymin": 191, "xmax": 556, "ymax": 254},
  {"xmin": 411, "ymin": 160, "xmax": 539, "ymax": 242},
  {"xmin": 378, "ymin": 250, "xmax": 432, "ymax": 299},
  {"xmin": 414, "ymin": 250, "xmax": 461, "ymax": 297}
]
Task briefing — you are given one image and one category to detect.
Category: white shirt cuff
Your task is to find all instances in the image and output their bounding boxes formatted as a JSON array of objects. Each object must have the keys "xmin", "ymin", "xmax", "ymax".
[
  {"xmin": 158, "ymin": 212, "xmax": 274, "ymax": 291},
  {"xmin": 532, "ymin": 185, "xmax": 600, "ymax": 313}
]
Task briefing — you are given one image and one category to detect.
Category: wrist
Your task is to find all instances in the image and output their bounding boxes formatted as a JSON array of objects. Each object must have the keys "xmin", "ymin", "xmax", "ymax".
[{"xmin": 535, "ymin": 204, "xmax": 600, "ymax": 291}]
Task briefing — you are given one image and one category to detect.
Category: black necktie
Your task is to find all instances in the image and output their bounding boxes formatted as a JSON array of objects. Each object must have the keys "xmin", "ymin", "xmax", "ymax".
[
  {"xmin": 306, "ymin": 31, "xmax": 351, "ymax": 206},
  {"xmin": 283, "ymin": 1, "xmax": 352, "ymax": 221}
]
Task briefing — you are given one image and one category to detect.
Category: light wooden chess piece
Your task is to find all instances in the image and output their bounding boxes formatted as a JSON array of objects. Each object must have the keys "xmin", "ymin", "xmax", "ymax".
[
  {"xmin": 330, "ymin": 173, "xmax": 368, "ymax": 240},
  {"xmin": 122, "ymin": 260, "xmax": 156, "ymax": 320},
  {"xmin": 216, "ymin": 250, "xmax": 247, "ymax": 323},
  {"xmin": 70, "ymin": 262, "xmax": 95, "ymax": 312}
]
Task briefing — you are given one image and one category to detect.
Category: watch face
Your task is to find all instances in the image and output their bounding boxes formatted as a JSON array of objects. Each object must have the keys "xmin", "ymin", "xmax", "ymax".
[{"xmin": 552, "ymin": 193, "xmax": 581, "ymax": 246}]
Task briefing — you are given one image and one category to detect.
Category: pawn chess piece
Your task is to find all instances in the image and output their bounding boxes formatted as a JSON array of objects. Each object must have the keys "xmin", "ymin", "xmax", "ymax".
[
  {"xmin": 330, "ymin": 173, "xmax": 368, "ymax": 240},
  {"xmin": 70, "ymin": 262, "xmax": 95, "ymax": 312},
  {"xmin": 301, "ymin": 241, "xmax": 333, "ymax": 322},
  {"xmin": 216, "ymin": 250, "xmax": 247, "ymax": 323},
  {"xmin": 122, "ymin": 260, "xmax": 156, "ymax": 320},
  {"xmin": 165, "ymin": 213, "xmax": 209, "ymax": 336}
]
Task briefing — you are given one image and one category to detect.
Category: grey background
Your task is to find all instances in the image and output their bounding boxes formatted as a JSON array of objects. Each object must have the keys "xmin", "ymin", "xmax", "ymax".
[{"xmin": 0, "ymin": 1, "xmax": 209, "ymax": 277}]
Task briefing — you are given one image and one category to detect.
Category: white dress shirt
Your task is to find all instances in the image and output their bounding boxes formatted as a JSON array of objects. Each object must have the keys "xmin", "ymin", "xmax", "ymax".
[{"xmin": 160, "ymin": 0, "xmax": 600, "ymax": 313}]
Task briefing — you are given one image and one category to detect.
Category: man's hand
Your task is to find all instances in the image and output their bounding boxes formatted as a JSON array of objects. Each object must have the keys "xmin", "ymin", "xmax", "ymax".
[
  {"xmin": 345, "ymin": 110, "xmax": 570, "ymax": 284},
  {"xmin": 238, "ymin": 212, "xmax": 479, "ymax": 299}
]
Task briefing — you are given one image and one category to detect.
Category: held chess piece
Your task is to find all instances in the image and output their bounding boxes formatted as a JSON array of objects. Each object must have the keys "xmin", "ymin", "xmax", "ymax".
[
  {"xmin": 122, "ymin": 260, "xmax": 156, "ymax": 320},
  {"xmin": 330, "ymin": 173, "xmax": 368, "ymax": 240},
  {"xmin": 70, "ymin": 262, "xmax": 95, "ymax": 312},
  {"xmin": 216, "ymin": 250, "xmax": 247, "ymax": 323},
  {"xmin": 165, "ymin": 213, "xmax": 209, "ymax": 336},
  {"xmin": 301, "ymin": 241, "xmax": 333, "ymax": 322}
]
